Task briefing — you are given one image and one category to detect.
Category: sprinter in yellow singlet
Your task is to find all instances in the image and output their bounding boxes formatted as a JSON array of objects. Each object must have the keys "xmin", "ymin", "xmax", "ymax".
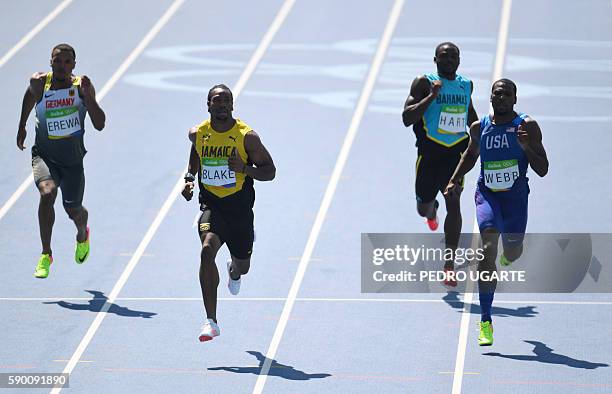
[{"xmin": 182, "ymin": 84, "xmax": 276, "ymax": 342}]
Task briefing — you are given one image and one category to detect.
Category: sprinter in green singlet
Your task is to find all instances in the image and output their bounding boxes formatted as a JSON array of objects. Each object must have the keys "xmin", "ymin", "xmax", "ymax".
[{"xmin": 17, "ymin": 43, "xmax": 105, "ymax": 278}]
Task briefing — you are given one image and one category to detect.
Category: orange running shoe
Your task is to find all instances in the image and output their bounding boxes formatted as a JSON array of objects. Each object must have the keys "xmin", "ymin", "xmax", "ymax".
[{"xmin": 426, "ymin": 200, "xmax": 439, "ymax": 231}]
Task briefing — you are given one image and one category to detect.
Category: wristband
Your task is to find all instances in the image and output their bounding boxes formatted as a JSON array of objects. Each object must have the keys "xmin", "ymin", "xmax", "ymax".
[{"xmin": 184, "ymin": 173, "xmax": 195, "ymax": 182}]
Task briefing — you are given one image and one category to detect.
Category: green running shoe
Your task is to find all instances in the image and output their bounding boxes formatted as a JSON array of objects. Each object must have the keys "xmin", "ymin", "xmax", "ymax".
[
  {"xmin": 478, "ymin": 321, "xmax": 494, "ymax": 346},
  {"xmin": 500, "ymin": 254, "xmax": 511, "ymax": 266},
  {"xmin": 34, "ymin": 254, "xmax": 53, "ymax": 278},
  {"xmin": 75, "ymin": 227, "xmax": 90, "ymax": 264}
]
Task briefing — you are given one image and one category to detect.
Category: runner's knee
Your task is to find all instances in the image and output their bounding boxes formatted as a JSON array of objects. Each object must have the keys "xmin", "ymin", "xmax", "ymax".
[
  {"xmin": 200, "ymin": 243, "xmax": 217, "ymax": 264},
  {"xmin": 481, "ymin": 230, "xmax": 499, "ymax": 261},
  {"xmin": 38, "ymin": 182, "xmax": 57, "ymax": 203}
]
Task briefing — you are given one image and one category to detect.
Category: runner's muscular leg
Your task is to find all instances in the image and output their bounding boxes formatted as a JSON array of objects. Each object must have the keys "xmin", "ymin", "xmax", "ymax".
[
  {"xmin": 37, "ymin": 180, "xmax": 57, "ymax": 255},
  {"xmin": 200, "ymin": 232, "xmax": 222, "ymax": 322}
]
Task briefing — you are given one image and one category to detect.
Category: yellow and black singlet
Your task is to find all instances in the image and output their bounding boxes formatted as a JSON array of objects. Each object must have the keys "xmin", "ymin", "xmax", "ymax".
[{"xmin": 195, "ymin": 118, "xmax": 254, "ymax": 208}]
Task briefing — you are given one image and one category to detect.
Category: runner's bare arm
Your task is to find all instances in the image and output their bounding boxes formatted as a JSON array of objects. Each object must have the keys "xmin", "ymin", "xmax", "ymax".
[
  {"xmin": 80, "ymin": 76, "xmax": 105, "ymax": 130},
  {"xmin": 402, "ymin": 76, "xmax": 439, "ymax": 126},
  {"xmin": 182, "ymin": 127, "xmax": 200, "ymax": 201},
  {"xmin": 188, "ymin": 126, "xmax": 197, "ymax": 144},
  {"xmin": 188, "ymin": 143, "xmax": 199, "ymax": 176},
  {"xmin": 517, "ymin": 118, "xmax": 548, "ymax": 177},
  {"xmin": 16, "ymin": 73, "xmax": 45, "ymax": 150},
  {"xmin": 445, "ymin": 120, "xmax": 481, "ymax": 197},
  {"xmin": 187, "ymin": 125, "xmax": 202, "ymax": 173},
  {"xmin": 231, "ymin": 130, "xmax": 275, "ymax": 181},
  {"xmin": 467, "ymin": 81, "xmax": 478, "ymax": 125}
]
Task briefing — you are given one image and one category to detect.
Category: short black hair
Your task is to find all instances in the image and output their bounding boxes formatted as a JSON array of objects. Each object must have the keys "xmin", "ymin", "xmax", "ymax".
[
  {"xmin": 435, "ymin": 42, "xmax": 459, "ymax": 56},
  {"xmin": 492, "ymin": 78, "xmax": 517, "ymax": 95},
  {"xmin": 207, "ymin": 84, "xmax": 233, "ymax": 101},
  {"xmin": 51, "ymin": 43, "xmax": 76, "ymax": 60}
]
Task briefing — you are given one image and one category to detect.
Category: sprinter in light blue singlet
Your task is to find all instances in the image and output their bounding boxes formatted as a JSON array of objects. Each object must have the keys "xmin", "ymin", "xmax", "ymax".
[
  {"xmin": 422, "ymin": 71, "xmax": 472, "ymax": 148},
  {"xmin": 403, "ymin": 42, "xmax": 478, "ymax": 286},
  {"xmin": 445, "ymin": 79, "xmax": 549, "ymax": 346}
]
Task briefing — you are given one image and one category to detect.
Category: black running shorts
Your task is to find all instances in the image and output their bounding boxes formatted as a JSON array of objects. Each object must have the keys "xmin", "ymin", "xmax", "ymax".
[
  {"xmin": 415, "ymin": 153, "xmax": 464, "ymax": 203},
  {"xmin": 32, "ymin": 150, "xmax": 85, "ymax": 209},
  {"xmin": 197, "ymin": 204, "xmax": 254, "ymax": 260}
]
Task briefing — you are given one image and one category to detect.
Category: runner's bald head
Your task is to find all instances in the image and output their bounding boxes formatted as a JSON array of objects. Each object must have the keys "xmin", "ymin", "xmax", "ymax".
[
  {"xmin": 492, "ymin": 78, "xmax": 517, "ymax": 95},
  {"xmin": 208, "ymin": 84, "xmax": 233, "ymax": 102},
  {"xmin": 52, "ymin": 43, "xmax": 76, "ymax": 60},
  {"xmin": 435, "ymin": 42, "xmax": 459, "ymax": 56}
]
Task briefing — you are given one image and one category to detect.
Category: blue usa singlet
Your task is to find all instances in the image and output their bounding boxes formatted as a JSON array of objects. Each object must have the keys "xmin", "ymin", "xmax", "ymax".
[{"xmin": 477, "ymin": 113, "xmax": 530, "ymax": 194}]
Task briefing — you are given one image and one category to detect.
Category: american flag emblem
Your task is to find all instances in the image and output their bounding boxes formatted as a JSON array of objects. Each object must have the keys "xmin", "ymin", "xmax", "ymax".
[{"xmin": 506, "ymin": 127, "xmax": 515, "ymax": 133}]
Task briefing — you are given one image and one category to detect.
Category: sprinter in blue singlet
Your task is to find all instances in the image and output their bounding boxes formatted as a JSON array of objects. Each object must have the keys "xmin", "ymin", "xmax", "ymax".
[{"xmin": 445, "ymin": 79, "xmax": 549, "ymax": 346}]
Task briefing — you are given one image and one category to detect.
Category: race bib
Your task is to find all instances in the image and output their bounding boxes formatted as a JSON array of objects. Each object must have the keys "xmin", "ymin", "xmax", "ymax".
[
  {"xmin": 46, "ymin": 107, "xmax": 81, "ymax": 139},
  {"xmin": 44, "ymin": 88, "xmax": 82, "ymax": 139},
  {"xmin": 483, "ymin": 160, "xmax": 519, "ymax": 191},
  {"xmin": 201, "ymin": 158, "xmax": 236, "ymax": 187},
  {"xmin": 438, "ymin": 105, "xmax": 467, "ymax": 134}
]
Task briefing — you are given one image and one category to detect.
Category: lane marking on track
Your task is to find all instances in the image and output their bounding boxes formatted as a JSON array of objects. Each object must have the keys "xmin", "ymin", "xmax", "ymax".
[
  {"xmin": 50, "ymin": 1, "xmax": 296, "ymax": 393},
  {"xmin": 252, "ymin": 1, "xmax": 405, "ymax": 393},
  {"xmin": 452, "ymin": 1, "xmax": 513, "ymax": 394},
  {"xmin": 0, "ymin": 0, "xmax": 73, "ymax": 69}
]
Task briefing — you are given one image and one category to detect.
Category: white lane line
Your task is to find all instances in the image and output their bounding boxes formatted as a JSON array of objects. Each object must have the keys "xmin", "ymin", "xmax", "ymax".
[
  {"xmin": 492, "ymin": 0, "xmax": 512, "ymax": 81},
  {"xmin": 0, "ymin": 0, "xmax": 73, "ymax": 69},
  {"xmin": 451, "ymin": 246, "xmax": 476, "ymax": 394},
  {"xmin": 452, "ymin": 1, "xmax": 513, "ymax": 393},
  {"xmin": 252, "ymin": 1, "xmax": 405, "ymax": 393},
  {"xmin": 0, "ymin": 0, "xmax": 75, "ymax": 221},
  {"xmin": 0, "ymin": 176, "xmax": 34, "ymax": 223},
  {"xmin": 49, "ymin": 1, "xmax": 187, "ymax": 392},
  {"xmin": 192, "ymin": 211, "xmax": 200, "ymax": 228},
  {"xmin": 95, "ymin": 1, "xmax": 184, "ymax": 100},
  {"xmin": 233, "ymin": 0, "xmax": 295, "ymax": 98},
  {"xmin": 2, "ymin": 297, "xmax": 611, "ymax": 305},
  {"xmin": 0, "ymin": 0, "xmax": 186, "ymax": 224},
  {"xmin": 49, "ymin": 1, "xmax": 295, "ymax": 393}
]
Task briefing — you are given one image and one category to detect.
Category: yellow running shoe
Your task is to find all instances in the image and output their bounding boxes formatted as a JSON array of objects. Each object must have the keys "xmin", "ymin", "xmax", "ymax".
[
  {"xmin": 478, "ymin": 321, "xmax": 494, "ymax": 346},
  {"xmin": 34, "ymin": 254, "xmax": 53, "ymax": 278},
  {"xmin": 75, "ymin": 227, "xmax": 90, "ymax": 264},
  {"xmin": 500, "ymin": 254, "xmax": 512, "ymax": 267}
]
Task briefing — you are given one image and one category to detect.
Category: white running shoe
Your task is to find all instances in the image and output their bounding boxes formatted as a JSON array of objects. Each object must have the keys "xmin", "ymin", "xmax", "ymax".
[
  {"xmin": 198, "ymin": 319, "xmax": 220, "ymax": 342},
  {"xmin": 227, "ymin": 260, "xmax": 241, "ymax": 295}
]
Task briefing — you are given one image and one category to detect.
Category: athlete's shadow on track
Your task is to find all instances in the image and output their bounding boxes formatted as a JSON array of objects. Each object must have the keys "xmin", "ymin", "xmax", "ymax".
[
  {"xmin": 208, "ymin": 351, "xmax": 332, "ymax": 380},
  {"xmin": 483, "ymin": 341, "xmax": 609, "ymax": 369},
  {"xmin": 43, "ymin": 290, "xmax": 157, "ymax": 318},
  {"xmin": 443, "ymin": 291, "xmax": 538, "ymax": 318}
]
